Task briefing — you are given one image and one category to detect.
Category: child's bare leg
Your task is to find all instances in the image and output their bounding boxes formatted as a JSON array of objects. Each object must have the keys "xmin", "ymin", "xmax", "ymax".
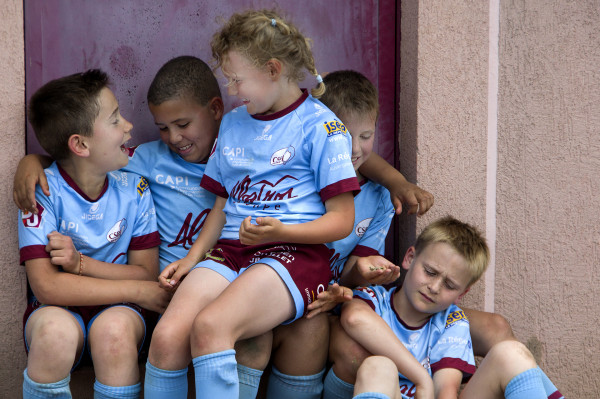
[
  {"xmin": 265, "ymin": 313, "xmax": 329, "ymax": 398},
  {"xmin": 25, "ymin": 307, "xmax": 84, "ymax": 383},
  {"xmin": 148, "ymin": 267, "xmax": 230, "ymax": 370},
  {"xmin": 353, "ymin": 356, "xmax": 401, "ymax": 399},
  {"xmin": 462, "ymin": 307, "xmax": 516, "ymax": 357},
  {"xmin": 328, "ymin": 315, "xmax": 370, "ymax": 384},
  {"xmin": 191, "ymin": 264, "xmax": 295, "ymax": 356},
  {"xmin": 271, "ymin": 312, "xmax": 329, "ymax": 375},
  {"xmin": 88, "ymin": 307, "xmax": 145, "ymax": 386},
  {"xmin": 460, "ymin": 340, "xmax": 540, "ymax": 399}
]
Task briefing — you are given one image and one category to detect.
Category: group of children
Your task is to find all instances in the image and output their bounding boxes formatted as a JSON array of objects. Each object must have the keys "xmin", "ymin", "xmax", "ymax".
[{"xmin": 15, "ymin": 8, "xmax": 563, "ymax": 399}]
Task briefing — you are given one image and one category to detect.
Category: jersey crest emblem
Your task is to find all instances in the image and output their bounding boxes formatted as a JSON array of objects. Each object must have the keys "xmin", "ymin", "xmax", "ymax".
[
  {"xmin": 270, "ymin": 146, "xmax": 295, "ymax": 165},
  {"xmin": 107, "ymin": 218, "xmax": 127, "ymax": 243}
]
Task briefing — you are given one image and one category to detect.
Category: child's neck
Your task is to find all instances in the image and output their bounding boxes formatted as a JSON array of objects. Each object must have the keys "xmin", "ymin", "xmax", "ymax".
[
  {"xmin": 394, "ymin": 286, "xmax": 434, "ymax": 328},
  {"xmin": 58, "ymin": 159, "xmax": 107, "ymax": 201}
]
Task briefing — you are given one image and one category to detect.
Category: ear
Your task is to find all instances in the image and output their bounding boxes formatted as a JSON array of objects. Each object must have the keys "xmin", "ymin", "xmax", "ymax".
[
  {"xmin": 208, "ymin": 96, "xmax": 225, "ymax": 121},
  {"xmin": 266, "ymin": 58, "xmax": 283, "ymax": 80},
  {"xmin": 401, "ymin": 246, "xmax": 416, "ymax": 271},
  {"xmin": 454, "ymin": 287, "xmax": 470, "ymax": 304},
  {"xmin": 68, "ymin": 134, "xmax": 90, "ymax": 157}
]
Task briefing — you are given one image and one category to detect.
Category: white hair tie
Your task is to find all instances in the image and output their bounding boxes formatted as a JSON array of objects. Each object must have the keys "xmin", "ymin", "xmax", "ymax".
[
  {"xmin": 271, "ymin": 18, "xmax": 277, "ymax": 26},
  {"xmin": 316, "ymin": 74, "xmax": 323, "ymax": 84}
]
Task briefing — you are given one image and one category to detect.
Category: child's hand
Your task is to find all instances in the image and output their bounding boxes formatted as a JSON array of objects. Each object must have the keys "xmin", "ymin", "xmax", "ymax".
[
  {"xmin": 390, "ymin": 181, "xmax": 434, "ymax": 216},
  {"xmin": 356, "ymin": 256, "xmax": 401, "ymax": 285},
  {"xmin": 45, "ymin": 231, "xmax": 80, "ymax": 274},
  {"xmin": 136, "ymin": 281, "xmax": 172, "ymax": 313},
  {"xmin": 13, "ymin": 155, "xmax": 50, "ymax": 214},
  {"xmin": 306, "ymin": 283, "xmax": 353, "ymax": 319},
  {"xmin": 239, "ymin": 216, "xmax": 283, "ymax": 245},
  {"xmin": 159, "ymin": 257, "xmax": 195, "ymax": 291}
]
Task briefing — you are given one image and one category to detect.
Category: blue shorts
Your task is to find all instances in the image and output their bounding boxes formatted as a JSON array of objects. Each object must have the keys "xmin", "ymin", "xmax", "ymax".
[
  {"xmin": 192, "ymin": 239, "xmax": 332, "ymax": 323},
  {"xmin": 23, "ymin": 301, "xmax": 147, "ymax": 370}
]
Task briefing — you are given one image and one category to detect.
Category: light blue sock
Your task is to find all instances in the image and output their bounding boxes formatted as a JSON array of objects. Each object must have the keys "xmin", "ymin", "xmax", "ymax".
[
  {"xmin": 323, "ymin": 368, "xmax": 354, "ymax": 399},
  {"xmin": 143, "ymin": 360, "xmax": 188, "ymax": 399},
  {"xmin": 193, "ymin": 349, "xmax": 238, "ymax": 398},
  {"xmin": 505, "ymin": 368, "xmax": 547, "ymax": 399},
  {"xmin": 238, "ymin": 364, "xmax": 263, "ymax": 399},
  {"xmin": 93, "ymin": 380, "xmax": 141, "ymax": 399},
  {"xmin": 266, "ymin": 366, "xmax": 325, "ymax": 399},
  {"xmin": 23, "ymin": 368, "xmax": 71, "ymax": 399},
  {"xmin": 537, "ymin": 367, "xmax": 564, "ymax": 399},
  {"xmin": 353, "ymin": 393, "xmax": 390, "ymax": 399}
]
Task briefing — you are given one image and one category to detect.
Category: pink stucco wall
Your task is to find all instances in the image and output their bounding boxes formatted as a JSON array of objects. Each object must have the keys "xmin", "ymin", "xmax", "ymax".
[
  {"xmin": 402, "ymin": 1, "xmax": 600, "ymax": 398},
  {"xmin": 0, "ymin": 0, "xmax": 28, "ymax": 393},
  {"xmin": 1, "ymin": 1, "xmax": 598, "ymax": 397}
]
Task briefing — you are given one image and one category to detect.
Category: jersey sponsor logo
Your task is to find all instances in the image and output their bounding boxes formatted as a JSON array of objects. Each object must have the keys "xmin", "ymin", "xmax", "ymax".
[
  {"xmin": 21, "ymin": 203, "xmax": 45, "ymax": 228},
  {"xmin": 313, "ymin": 103, "xmax": 328, "ymax": 117},
  {"xmin": 82, "ymin": 202, "xmax": 103, "ymax": 221},
  {"xmin": 230, "ymin": 174, "xmax": 298, "ymax": 206},
  {"xmin": 355, "ymin": 218, "xmax": 373, "ymax": 237},
  {"xmin": 327, "ymin": 151, "xmax": 351, "ymax": 165},
  {"xmin": 107, "ymin": 219, "xmax": 127, "ymax": 243},
  {"xmin": 255, "ymin": 124, "xmax": 273, "ymax": 141},
  {"xmin": 205, "ymin": 247, "xmax": 225, "ymax": 262},
  {"xmin": 223, "ymin": 146, "xmax": 245, "ymax": 158},
  {"xmin": 270, "ymin": 146, "xmax": 295, "ymax": 165},
  {"xmin": 110, "ymin": 171, "xmax": 129, "ymax": 187},
  {"xmin": 305, "ymin": 283, "xmax": 326, "ymax": 305},
  {"xmin": 137, "ymin": 177, "xmax": 149, "ymax": 196},
  {"xmin": 445, "ymin": 310, "xmax": 468, "ymax": 329},
  {"xmin": 323, "ymin": 120, "xmax": 348, "ymax": 137},
  {"xmin": 169, "ymin": 210, "xmax": 210, "ymax": 250},
  {"xmin": 155, "ymin": 174, "xmax": 190, "ymax": 186}
]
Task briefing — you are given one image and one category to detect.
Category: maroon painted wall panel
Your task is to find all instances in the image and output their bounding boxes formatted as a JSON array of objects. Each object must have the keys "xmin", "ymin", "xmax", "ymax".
[
  {"xmin": 25, "ymin": 0, "xmax": 399, "ymax": 259},
  {"xmin": 25, "ymin": 0, "xmax": 391, "ymax": 155}
]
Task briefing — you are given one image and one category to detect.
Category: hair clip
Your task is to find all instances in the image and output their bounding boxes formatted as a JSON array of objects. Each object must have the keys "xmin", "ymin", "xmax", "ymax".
[
  {"xmin": 316, "ymin": 74, "xmax": 323, "ymax": 84},
  {"xmin": 271, "ymin": 18, "xmax": 277, "ymax": 26}
]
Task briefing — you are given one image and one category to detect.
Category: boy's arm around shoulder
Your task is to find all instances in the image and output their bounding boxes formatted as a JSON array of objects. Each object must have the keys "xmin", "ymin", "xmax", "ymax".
[
  {"xmin": 160, "ymin": 195, "xmax": 227, "ymax": 289},
  {"xmin": 239, "ymin": 191, "xmax": 355, "ymax": 246},
  {"xmin": 341, "ymin": 297, "xmax": 434, "ymax": 399},
  {"xmin": 359, "ymin": 152, "xmax": 434, "ymax": 215},
  {"xmin": 13, "ymin": 154, "xmax": 53, "ymax": 214}
]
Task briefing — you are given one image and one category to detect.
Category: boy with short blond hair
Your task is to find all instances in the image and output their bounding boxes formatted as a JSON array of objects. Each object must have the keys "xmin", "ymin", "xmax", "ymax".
[
  {"xmin": 339, "ymin": 216, "xmax": 563, "ymax": 399},
  {"xmin": 19, "ymin": 69, "xmax": 167, "ymax": 398}
]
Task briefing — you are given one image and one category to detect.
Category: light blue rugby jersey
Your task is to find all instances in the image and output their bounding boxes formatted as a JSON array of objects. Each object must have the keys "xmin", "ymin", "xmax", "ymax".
[
  {"xmin": 123, "ymin": 140, "xmax": 216, "ymax": 270},
  {"xmin": 201, "ymin": 90, "xmax": 360, "ymax": 240},
  {"xmin": 18, "ymin": 162, "xmax": 160, "ymax": 267},
  {"xmin": 326, "ymin": 179, "xmax": 394, "ymax": 282},
  {"xmin": 353, "ymin": 285, "xmax": 476, "ymax": 398}
]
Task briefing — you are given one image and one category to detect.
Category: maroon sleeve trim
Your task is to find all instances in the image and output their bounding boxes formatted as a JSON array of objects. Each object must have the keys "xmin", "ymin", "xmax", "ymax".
[
  {"xmin": 20, "ymin": 245, "xmax": 50, "ymax": 265},
  {"xmin": 320, "ymin": 177, "xmax": 361, "ymax": 203},
  {"xmin": 431, "ymin": 358, "xmax": 476, "ymax": 383},
  {"xmin": 351, "ymin": 245, "xmax": 380, "ymax": 258},
  {"xmin": 200, "ymin": 175, "xmax": 229, "ymax": 198},
  {"xmin": 351, "ymin": 294, "xmax": 376, "ymax": 311},
  {"xmin": 129, "ymin": 231, "xmax": 161, "ymax": 251}
]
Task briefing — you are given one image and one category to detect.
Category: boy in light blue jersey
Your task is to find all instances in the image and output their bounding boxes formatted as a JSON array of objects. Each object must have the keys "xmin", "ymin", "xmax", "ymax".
[
  {"xmin": 18, "ymin": 69, "xmax": 168, "ymax": 399},
  {"xmin": 340, "ymin": 216, "xmax": 564, "ymax": 399}
]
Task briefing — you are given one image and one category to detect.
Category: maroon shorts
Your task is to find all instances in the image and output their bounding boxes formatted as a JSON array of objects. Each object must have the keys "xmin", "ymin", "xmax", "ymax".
[{"xmin": 193, "ymin": 239, "xmax": 332, "ymax": 322}]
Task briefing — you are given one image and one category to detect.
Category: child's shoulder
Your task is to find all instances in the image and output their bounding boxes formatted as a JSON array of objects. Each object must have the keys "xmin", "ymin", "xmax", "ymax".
[
  {"xmin": 127, "ymin": 139, "xmax": 169, "ymax": 160},
  {"xmin": 433, "ymin": 303, "xmax": 470, "ymax": 332},
  {"xmin": 107, "ymin": 170, "xmax": 151, "ymax": 198}
]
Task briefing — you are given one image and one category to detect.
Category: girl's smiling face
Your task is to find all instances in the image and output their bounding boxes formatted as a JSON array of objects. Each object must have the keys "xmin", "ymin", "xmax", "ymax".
[{"xmin": 221, "ymin": 50, "xmax": 284, "ymax": 115}]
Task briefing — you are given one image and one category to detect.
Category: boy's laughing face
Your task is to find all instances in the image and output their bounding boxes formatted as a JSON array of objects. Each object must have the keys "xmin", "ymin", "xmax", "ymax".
[{"xmin": 150, "ymin": 96, "xmax": 222, "ymax": 163}]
